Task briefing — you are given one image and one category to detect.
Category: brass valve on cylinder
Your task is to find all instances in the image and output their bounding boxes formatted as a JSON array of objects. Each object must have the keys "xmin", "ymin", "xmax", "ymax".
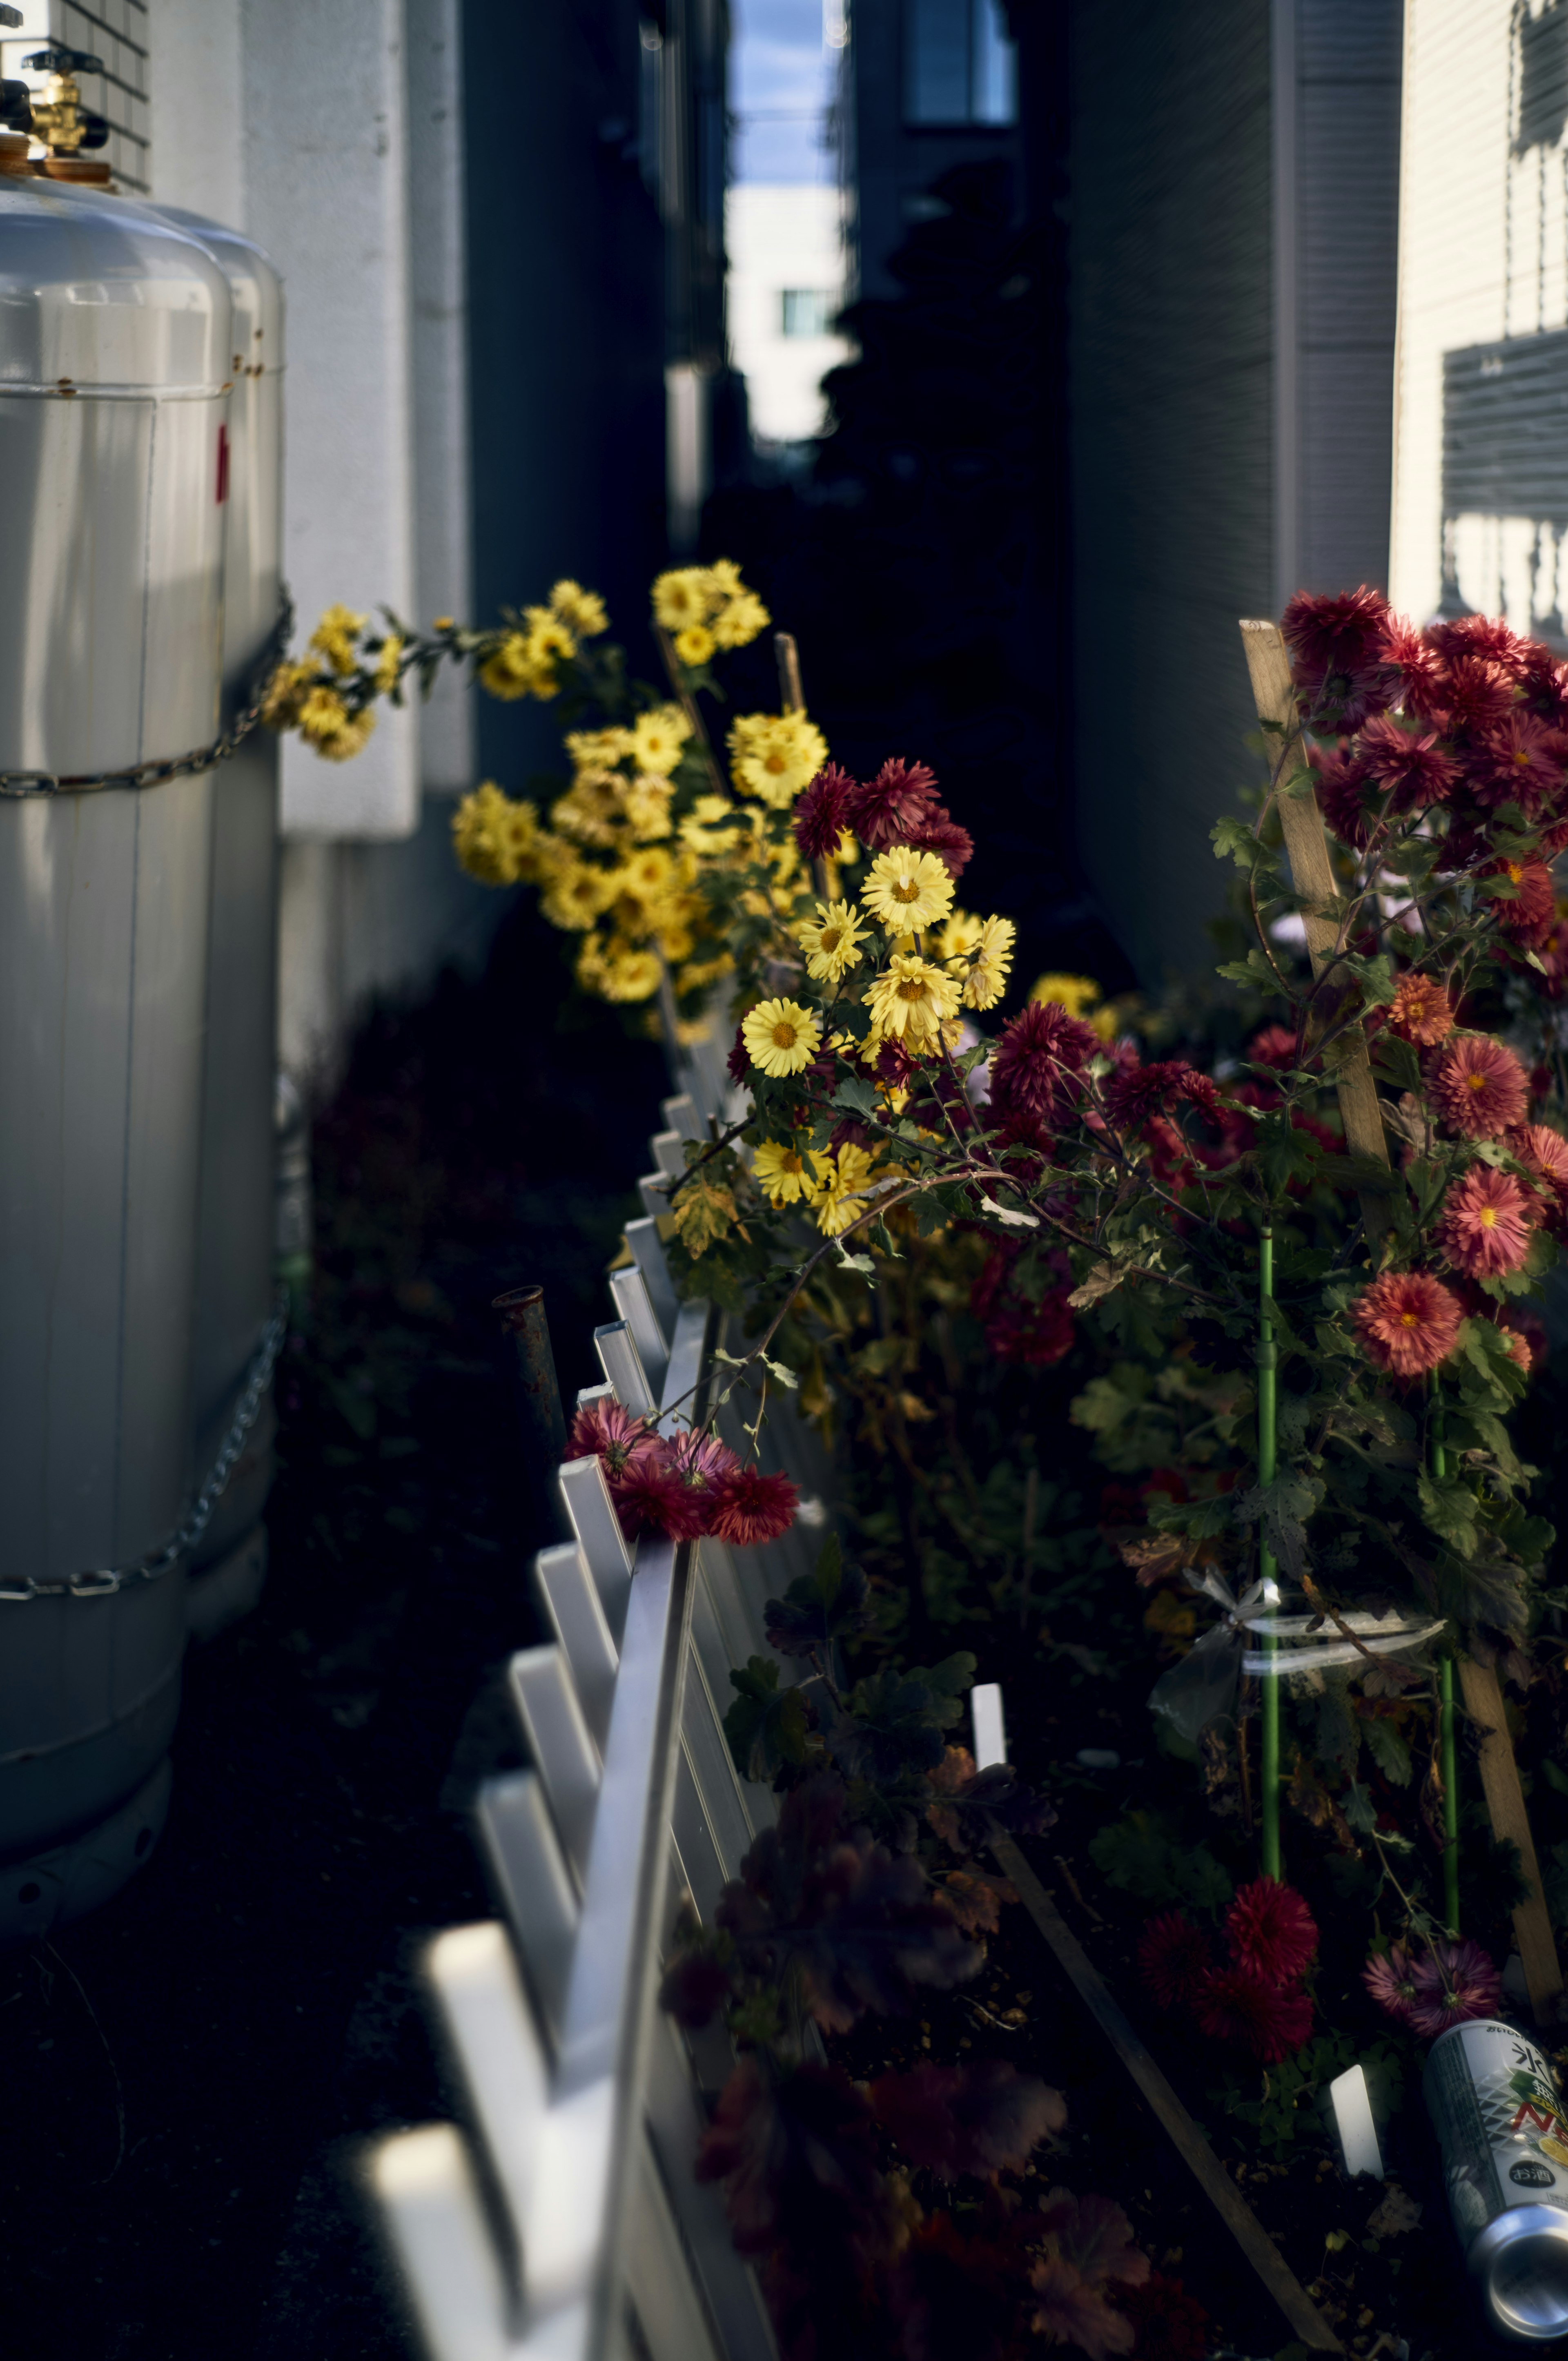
[{"xmin": 22, "ymin": 46, "xmax": 111, "ymax": 181}]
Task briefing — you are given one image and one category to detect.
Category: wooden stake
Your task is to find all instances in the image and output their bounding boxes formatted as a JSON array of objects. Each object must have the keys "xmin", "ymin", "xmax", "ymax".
[
  {"xmin": 1237, "ymin": 620, "xmax": 1392, "ymax": 1242},
  {"xmin": 774, "ymin": 630, "xmax": 805, "ymax": 714},
  {"xmin": 991, "ymin": 1830, "xmax": 1341, "ymax": 2353},
  {"xmin": 1457, "ymin": 1658, "xmax": 1564, "ymax": 2023}
]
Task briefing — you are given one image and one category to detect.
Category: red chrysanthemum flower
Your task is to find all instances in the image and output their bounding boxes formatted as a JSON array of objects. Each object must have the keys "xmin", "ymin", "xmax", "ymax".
[
  {"xmin": 668, "ymin": 1427, "xmax": 741, "ymax": 1490},
  {"xmin": 1431, "ymin": 1034, "xmax": 1530, "ymax": 1138},
  {"xmin": 1283, "ymin": 589, "xmax": 1393, "ymax": 726},
  {"xmin": 1358, "ymin": 712, "xmax": 1460, "ymax": 810},
  {"xmin": 613, "ymin": 1451, "xmax": 705, "ymax": 1541},
  {"xmin": 1352, "ymin": 1269, "xmax": 1465, "ymax": 1377},
  {"xmin": 844, "ymin": 757, "xmax": 941, "ymax": 850},
  {"xmin": 1436, "ymin": 1165, "xmax": 1535, "ymax": 1279},
  {"xmin": 1312, "ymin": 740, "xmax": 1379, "ymax": 849},
  {"xmin": 568, "ymin": 1396, "xmax": 659, "ymax": 1481},
  {"xmin": 1511, "ymin": 1121, "xmax": 1568, "ymax": 1197},
  {"xmin": 1376, "ymin": 615, "xmax": 1450, "ymax": 720},
  {"xmin": 990, "ymin": 999, "xmax": 1100, "ymax": 1126},
  {"xmin": 707, "ymin": 1463, "xmax": 799, "ymax": 1546},
  {"xmin": 900, "ymin": 804, "xmax": 974, "ymax": 879},
  {"xmin": 1388, "ymin": 970, "xmax": 1455, "ymax": 1046},
  {"xmin": 1499, "ymin": 1311, "xmax": 1547, "ymax": 1371},
  {"xmin": 1225, "ymin": 1878, "xmax": 1319, "ymax": 1985},
  {"xmin": 1405, "ymin": 1938, "xmax": 1502, "ymax": 2039},
  {"xmin": 793, "ymin": 762, "xmax": 856, "ymax": 863},
  {"xmin": 1519, "ymin": 642, "xmax": 1568, "ymax": 727},
  {"xmin": 984, "ymin": 1287, "xmax": 1075, "ymax": 1367},
  {"xmin": 1436, "ymin": 652, "xmax": 1515, "ymax": 738},
  {"xmin": 1194, "ymin": 1964, "xmax": 1313, "ymax": 2063},
  {"xmin": 1463, "ymin": 711, "xmax": 1566, "ymax": 816},
  {"xmin": 1114, "ymin": 2274, "xmax": 1212, "ymax": 2361},
  {"xmin": 1363, "ymin": 1943, "xmax": 1418, "ymax": 2026},
  {"xmin": 1428, "ymin": 613, "xmax": 1530, "ymax": 680},
  {"xmin": 1103, "ymin": 1060, "xmax": 1223, "ymax": 1133},
  {"xmin": 1139, "ymin": 1913, "xmax": 1212, "ymax": 2011},
  {"xmin": 1248, "ymin": 1024, "xmax": 1298, "ymax": 1070},
  {"xmin": 1487, "ymin": 856, "xmax": 1559, "ymax": 947},
  {"xmin": 726, "ymin": 1021, "xmax": 751, "ymax": 1088}
]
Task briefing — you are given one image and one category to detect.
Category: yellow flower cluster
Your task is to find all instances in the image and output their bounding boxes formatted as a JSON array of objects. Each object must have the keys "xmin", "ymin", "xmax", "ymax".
[
  {"xmin": 653, "ymin": 559, "xmax": 771, "ymax": 668},
  {"xmin": 259, "ymin": 602, "xmax": 381, "ymax": 757},
  {"xmin": 479, "ymin": 579, "xmax": 610, "ymax": 703},
  {"xmin": 750, "ymin": 1131, "xmax": 889, "ymax": 1239},
  {"xmin": 728, "ymin": 709, "xmax": 829, "ymax": 808}
]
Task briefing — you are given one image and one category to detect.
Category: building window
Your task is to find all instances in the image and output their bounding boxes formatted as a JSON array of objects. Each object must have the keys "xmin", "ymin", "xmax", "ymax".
[
  {"xmin": 781, "ymin": 289, "xmax": 835, "ymax": 338},
  {"xmin": 904, "ymin": 0, "xmax": 1018, "ymax": 128}
]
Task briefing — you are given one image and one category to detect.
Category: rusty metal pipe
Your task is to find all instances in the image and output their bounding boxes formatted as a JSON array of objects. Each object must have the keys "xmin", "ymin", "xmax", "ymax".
[{"xmin": 493, "ymin": 1285, "xmax": 572, "ymax": 1545}]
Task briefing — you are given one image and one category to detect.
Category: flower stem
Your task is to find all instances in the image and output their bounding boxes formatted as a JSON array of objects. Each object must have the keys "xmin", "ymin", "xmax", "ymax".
[
  {"xmin": 1432, "ymin": 1374, "xmax": 1461, "ymax": 1936},
  {"xmin": 1258, "ymin": 1220, "xmax": 1280, "ymax": 1880}
]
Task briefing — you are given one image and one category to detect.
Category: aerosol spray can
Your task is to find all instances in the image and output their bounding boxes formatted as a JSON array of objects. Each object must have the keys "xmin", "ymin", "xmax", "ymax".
[{"xmin": 1424, "ymin": 2018, "xmax": 1568, "ymax": 2341}]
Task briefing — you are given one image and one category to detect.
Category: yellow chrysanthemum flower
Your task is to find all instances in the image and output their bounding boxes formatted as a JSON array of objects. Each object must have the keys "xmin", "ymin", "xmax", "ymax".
[
  {"xmin": 617, "ymin": 845, "xmax": 676, "ymax": 901},
  {"xmin": 372, "ymin": 632, "xmax": 403, "ymax": 695},
  {"xmin": 811, "ymin": 1142, "xmax": 880, "ymax": 1237},
  {"xmin": 959, "ymin": 915, "xmax": 1016, "ymax": 1011},
  {"xmin": 1031, "ymin": 972, "xmax": 1102, "ymax": 1019},
  {"xmin": 676, "ymin": 952, "xmax": 735, "ymax": 996},
  {"xmin": 630, "ymin": 703, "xmax": 693, "ymax": 777},
  {"xmin": 549, "ymin": 579, "xmax": 609, "ymax": 638},
  {"xmin": 752, "ymin": 1140, "xmax": 817, "ymax": 1207},
  {"xmin": 550, "ymin": 775, "xmax": 621, "ymax": 849},
  {"xmin": 580, "ymin": 937, "xmax": 662, "ymax": 1002},
  {"xmin": 681, "ymin": 794, "xmax": 744, "ymax": 856},
  {"xmin": 799, "ymin": 899, "xmax": 871, "ymax": 983},
  {"xmin": 864, "ymin": 952, "xmax": 962, "ymax": 1045},
  {"xmin": 862, "ymin": 848, "xmax": 956, "ymax": 935},
  {"xmin": 713, "ymin": 591, "xmax": 771, "ymax": 650},
  {"xmin": 708, "ymin": 559, "xmax": 744, "ymax": 598},
  {"xmin": 296, "ymin": 684, "xmax": 376, "ymax": 761},
  {"xmin": 567, "ymin": 725, "xmax": 636, "ymax": 772},
  {"xmin": 729, "ymin": 710, "xmax": 829, "ymax": 808},
  {"xmin": 308, "ymin": 602, "xmax": 367, "ymax": 676},
  {"xmin": 260, "ymin": 658, "xmax": 313, "ymax": 730},
  {"xmin": 674, "ymin": 622, "xmax": 716, "ymax": 667},
  {"xmin": 541, "ymin": 861, "xmax": 617, "ymax": 932},
  {"xmin": 479, "ymin": 631, "xmax": 543, "ymax": 701},
  {"xmin": 937, "ymin": 909, "xmax": 986, "ymax": 962},
  {"xmin": 618, "ymin": 773, "xmax": 675, "ymax": 841},
  {"xmin": 652, "ymin": 567, "xmax": 713, "ymax": 632},
  {"xmin": 742, "ymin": 997, "xmax": 823, "ymax": 1079},
  {"xmin": 452, "ymin": 781, "xmax": 524, "ymax": 886}
]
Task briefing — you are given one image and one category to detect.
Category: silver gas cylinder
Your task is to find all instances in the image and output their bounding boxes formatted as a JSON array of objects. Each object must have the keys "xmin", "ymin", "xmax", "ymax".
[
  {"xmin": 151, "ymin": 204, "xmax": 286, "ymax": 1643},
  {"xmin": 0, "ymin": 176, "xmax": 231, "ymax": 1936}
]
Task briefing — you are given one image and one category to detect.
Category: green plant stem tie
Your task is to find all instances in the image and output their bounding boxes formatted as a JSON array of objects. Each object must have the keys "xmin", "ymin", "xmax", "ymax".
[
  {"xmin": 1432, "ymin": 1376, "xmax": 1460, "ymax": 1936},
  {"xmin": 1258, "ymin": 1223, "xmax": 1280, "ymax": 1882}
]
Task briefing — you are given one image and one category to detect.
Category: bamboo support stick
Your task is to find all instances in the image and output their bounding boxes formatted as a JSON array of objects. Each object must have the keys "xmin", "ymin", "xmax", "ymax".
[
  {"xmin": 1237, "ymin": 621, "xmax": 1392, "ymax": 1242},
  {"xmin": 774, "ymin": 630, "xmax": 804, "ymax": 714},
  {"xmin": 991, "ymin": 1830, "xmax": 1341, "ymax": 2353},
  {"xmin": 1258, "ymin": 1222, "xmax": 1281, "ymax": 1879},
  {"xmin": 1431, "ymin": 1381, "xmax": 1461, "ymax": 1937},
  {"xmin": 1457, "ymin": 1657, "xmax": 1563, "ymax": 2023}
]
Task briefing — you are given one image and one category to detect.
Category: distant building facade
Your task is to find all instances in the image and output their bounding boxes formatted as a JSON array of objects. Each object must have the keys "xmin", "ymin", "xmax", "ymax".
[{"xmin": 725, "ymin": 182, "xmax": 853, "ymax": 451}]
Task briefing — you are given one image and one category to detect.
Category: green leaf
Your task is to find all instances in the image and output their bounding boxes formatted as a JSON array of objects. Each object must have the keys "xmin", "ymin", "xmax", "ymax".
[
  {"xmin": 1215, "ymin": 949, "xmax": 1280, "ymax": 990},
  {"xmin": 835, "ymin": 1246, "xmax": 875, "ymax": 1274},
  {"xmin": 1363, "ymin": 1716, "xmax": 1412, "ymax": 1787},
  {"xmin": 722, "ymin": 1656, "xmax": 815, "ymax": 1782},
  {"xmin": 761, "ymin": 1355, "xmax": 800, "ymax": 1389},
  {"xmin": 1088, "ymin": 1813, "xmax": 1234, "ymax": 1912},
  {"xmin": 671, "ymin": 1175, "xmax": 738, "ymax": 1257},
  {"xmin": 1417, "ymin": 1469, "xmax": 1480, "ymax": 1560},
  {"xmin": 1542, "ymin": 1760, "xmax": 1568, "ymax": 1798},
  {"xmin": 1371, "ymin": 1033, "xmax": 1425, "ymax": 1097},
  {"xmin": 831, "ymin": 1076, "xmax": 878, "ymax": 1119},
  {"xmin": 1212, "ymin": 817, "xmax": 1263, "ymax": 870},
  {"xmin": 1343, "ymin": 951, "xmax": 1399, "ymax": 1008},
  {"xmin": 1343, "ymin": 1781, "xmax": 1379, "ymax": 1835}
]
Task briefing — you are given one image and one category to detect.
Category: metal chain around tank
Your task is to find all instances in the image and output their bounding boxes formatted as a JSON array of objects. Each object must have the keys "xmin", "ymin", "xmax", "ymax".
[
  {"xmin": 0, "ymin": 590, "xmax": 295, "ymax": 796},
  {"xmin": 0, "ymin": 1289, "xmax": 291, "ymax": 1601}
]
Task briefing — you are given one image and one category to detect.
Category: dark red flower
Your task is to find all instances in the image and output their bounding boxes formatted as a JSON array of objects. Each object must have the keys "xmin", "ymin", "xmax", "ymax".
[
  {"xmin": 1428, "ymin": 612, "xmax": 1530, "ymax": 680},
  {"xmin": 1312, "ymin": 740, "xmax": 1379, "ymax": 848},
  {"xmin": 1225, "ymin": 1878, "xmax": 1318, "ymax": 1984},
  {"xmin": 1487, "ymin": 856, "xmax": 1559, "ymax": 946},
  {"xmin": 1283, "ymin": 587, "xmax": 1392, "ymax": 713},
  {"xmin": 1248, "ymin": 1023, "xmax": 1298, "ymax": 1070},
  {"xmin": 1357, "ymin": 712, "xmax": 1459, "ymax": 810},
  {"xmin": 900, "ymin": 804, "xmax": 975, "ymax": 879},
  {"xmin": 1437, "ymin": 652, "xmax": 1515, "ymax": 738},
  {"xmin": 1519, "ymin": 642, "xmax": 1568, "ymax": 727},
  {"xmin": 1376, "ymin": 615, "xmax": 1450, "ymax": 720},
  {"xmin": 1463, "ymin": 711, "xmax": 1566, "ymax": 815},
  {"xmin": 708, "ymin": 1463, "xmax": 799, "ymax": 1545},
  {"xmin": 1406, "ymin": 1938, "xmax": 1502, "ymax": 2038},
  {"xmin": 990, "ymin": 999, "xmax": 1099, "ymax": 1126},
  {"xmin": 727, "ymin": 1022, "xmax": 750, "ymax": 1087},
  {"xmin": 1138, "ymin": 1913, "xmax": 1212, "ymax": 2011},
  {"xmin": 1194, "ymin": 1964, "xmax": 1313, "ymax": 2062},
  {"xmin": 793, "ymin": 762, "xmax": 856, "ymax": 863},
  {"xmin": 614, "ymin": 1451, "xmax": 706, "ymax": 1541},
  {"xmin": 1103, "ymin": 1060, "xmax": 1223, "ymax": 1134},
  {"xmin": 984, "ymin": 1287, "xmax": 1074, "ymax": 1367},
  {"xmin": 844, "ymin": 758, "xmax": 942, "ymax": 850},
  {"xmin": 1115, "ymin": 2273, "xmax": 1212, "ymax": 2361}
]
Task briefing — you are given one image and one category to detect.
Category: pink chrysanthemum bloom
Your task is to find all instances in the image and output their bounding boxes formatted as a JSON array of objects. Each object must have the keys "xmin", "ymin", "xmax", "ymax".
[
  {"xmin": 1388, "ymin": 970, "xmax": 1455, "ymax": 1047},
  {"xmin": 1437, "ymin": 652, "xmax": 1515, "ymax": 738},
  {"xmin": 1195, "ymin": 1965, "xmax": 1314, "ymax": 2064},
  {"xmin": 1226, "ymin": 1878, "xmax": 1319, "ymax": 1985},
  {"xmin": 1312, "ymin": 741, "xmax": 1378, "ymax": 849},
  {"xmin": 1406, "ymin": 1939, "xmax": 1502, "ymax": 2038},
  {"xmin": 1436, "ymin": 1165, "xmax": 1535, "ymax": 1279},
  {"xmin": 1432, "ymin": 1034, "xmax": 1530, "ymax": 1139},
  {"xmin": 1139, "ymin": 1912, "xmax": 1212, "ymax": 2011},
  {"xmin": 707, "ymin": 1463, "xmax": 799, "ymax": 1546},
  {"xmin": 1488, "ymin": 856, "xmax": 1559, "ymax": 948},
  {"xmin": 1358, "ymin": 713, "xmax": 1460, "ymax": 811},
  {"xmin": 844, "ymin": 758, "xmax": 941, "ymax": 850},
  {"xmin": 793, "ymin": 763, "xmax": 856, "ymax": 863},
  {"xmin": 613, "ymin": 1451, "xmax": 699, "ymax": 1541},
  {"xmin": 568, "ymin": 1396, "xmax": 659, "ymax": 1480},
  {"xmin": 1353, "ymin": 1270, "xmax": 1465, "ymax": 1378},
  {"xmin": 1511, "ymin": 1122, "xmax": 1568, "ymax": 1197},
  {"xmin": 1363, "ymin": 1943, "xmax": 1419, "ymax": 2025},
  {"xmin": 1499, "ymin": 1313, "xmax": 1545, "ymax": 1372},
  {"xmin": 1428, "ymin": 613, "xmax": 1531, "ymax": 680},
  {"xmin": 1376, "ymin": 616, "xmax": 1450, "ymax": 720},
  {"xmin": 990, "ymin": 998, "xmax": 1100, "ymax": 1126},
  {"xmin": 1466, "ymin": 712, "xmax": 1566, "ymax": 816}
]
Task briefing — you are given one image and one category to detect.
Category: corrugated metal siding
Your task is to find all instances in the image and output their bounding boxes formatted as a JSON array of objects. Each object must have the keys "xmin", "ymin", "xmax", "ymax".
[
  {"xmin": 1391, "ymin": 0, "xmax": 1568, "ymax": 632},
  {"xmin": 1069, "ymin": 0, "xmax": 1401, "ymax": 982}
]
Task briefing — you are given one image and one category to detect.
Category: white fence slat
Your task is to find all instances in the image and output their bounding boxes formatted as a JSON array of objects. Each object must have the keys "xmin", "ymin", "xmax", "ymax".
[
  {"xmin": 372, "ymin": 2125, "xmax": 517, "ymax": 2361},
  {"xmin": 428, "ymin": 1922, "xmax": 551, "ymax": 2279},
  {"xmin": 624, "ymin": 2128, "xmax": 729, "ymax": 2361},
  {"xmin": 670, "ymin": 1742, "xmax": 732, "ymax": 1929},
  {"xmin": 971, "ymin": 1683, "xmax": 1007, "ymax": 1770},
  {"xmin": 609, "ymin": 1264, "xmax": 669, "ymax": 1398},
  {"xmin": 508, "ymin": 1648, "xmax": 602, "ymax": 1889},
  {"xmin": 594, "ymin": 1320, "xmax": 657, "ymax": 1419},
  {"xmin": 534, "ymin": 1545, "xmax": 620, "ymax": 1752},
  {"xmin": 624, "ymin": 1216, "xmax": 680, "ymax": 1344},
  {"xmin": 638, "ymin": 1173, "xmax": 673, "ymax": 1220},
  {"xmin": 661, "ymin": 1094, "xmax": 702, "ymax": 1140},
  {"xmin": 557, "ymin": 1456, "xmax": 634, "ymax": 1639},
  {"xmin": 679, "ymin": 1636, "xmax": 772, "ymax": 1878},
  {"xmin": 650, "ymin": 1130, "xmax": 688, "ymax": 1180},
  {"xmin": 641, "ymin": 2015, "xmax": 780, "ymax": 2361},
  {"xmin": 474, "ymin": 1772, "xmax": 579, "ymax": 2047}
]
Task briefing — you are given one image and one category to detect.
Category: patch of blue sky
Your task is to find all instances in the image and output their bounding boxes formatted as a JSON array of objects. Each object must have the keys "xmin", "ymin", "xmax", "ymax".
[{"xmin": 730, "ymin": 0, "xmax": 836, "ymax": 184}]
